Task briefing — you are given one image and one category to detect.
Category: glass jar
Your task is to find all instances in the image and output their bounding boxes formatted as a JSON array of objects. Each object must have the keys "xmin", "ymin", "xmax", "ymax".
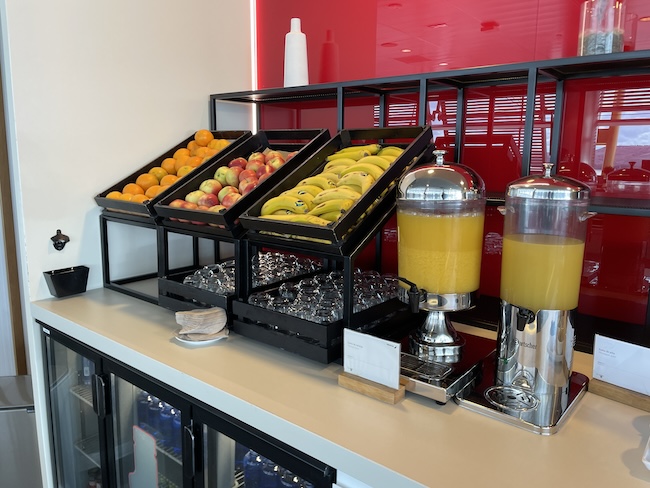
[{"xmin": 579, "ymin": 0, "xmax": 625, "ymax": 55}]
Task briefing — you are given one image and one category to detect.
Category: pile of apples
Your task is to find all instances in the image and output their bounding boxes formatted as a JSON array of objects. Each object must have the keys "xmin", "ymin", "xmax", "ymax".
[{"xmin": 167, "ymin": 148, "xmax": 297, "ymax": 225}]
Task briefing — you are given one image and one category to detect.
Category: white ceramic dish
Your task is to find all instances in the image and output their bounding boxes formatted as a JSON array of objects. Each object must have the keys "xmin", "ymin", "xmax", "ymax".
[{"xmin": 174, "ymin": 331, "xmax": 228, "ymax": 347}]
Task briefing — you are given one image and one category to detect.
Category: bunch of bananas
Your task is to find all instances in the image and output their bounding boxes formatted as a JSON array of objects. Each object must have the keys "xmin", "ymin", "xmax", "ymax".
[{"xmin": 258, "ymin": 144, "xmax": 404, "ymax": 226}]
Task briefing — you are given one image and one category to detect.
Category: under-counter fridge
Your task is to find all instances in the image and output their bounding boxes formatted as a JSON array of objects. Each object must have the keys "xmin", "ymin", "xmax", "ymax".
[{"xmin": 41, "ymin": 322, "xmax": 336, "ymax": 488}]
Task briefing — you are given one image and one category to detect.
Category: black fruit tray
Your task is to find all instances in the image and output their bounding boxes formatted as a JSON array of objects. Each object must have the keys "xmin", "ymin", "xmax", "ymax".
[
  {"xmin": 95, "ymin": 130, "xmax": 252, "ymax": 219},
  {"xmin": 239, "ymin": 126, "xmax": 433, "ymax": 251},
  {"xmin": 153, "ymin": 129, "xmax": 330, "ymax": 238}
]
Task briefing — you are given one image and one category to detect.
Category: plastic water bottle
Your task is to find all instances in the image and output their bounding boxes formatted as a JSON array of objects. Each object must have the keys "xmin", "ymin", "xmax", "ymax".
[
  {"xmin": 260, "ymin": 457, "xmax": 280, "ymax": 488},
  {"xmin": 147, "ymin": 397, "xmax": 163, "ymax": 438},
  {"xmin": 136, "ymin": 391, "xmax": 151, "ymax": 429},
  {"xmin": 171, "ymin": 409, "xmax": 182, "ymax": 456},
  {"xmin": 279, "ymin": 469, "xmax": 301, "ymax": 488},
  {"xmin": 159, "ymin": 403, "xmax": 174, "ymax": 447},
  {"xmin": 243, "ymin": 450, "xmax": 262, "ymax": 488}
]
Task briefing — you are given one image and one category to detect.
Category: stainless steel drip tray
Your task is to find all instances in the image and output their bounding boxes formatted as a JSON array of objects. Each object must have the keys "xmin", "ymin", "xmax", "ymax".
[
  {"xmin": 454, "ymin": 350, "xmax": 589, "ymax": 435},
  {"xmin": 399, "ymin": 332, "xmax": 497, "ymax": 403}
]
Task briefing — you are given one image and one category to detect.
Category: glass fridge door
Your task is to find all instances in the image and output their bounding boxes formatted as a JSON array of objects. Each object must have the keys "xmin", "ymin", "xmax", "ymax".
[
  {"xmin": 198, "ymin": 411, "xmax": 335, "ymax": 488},
  {"xmin": 44, "ymin": 334, "xmax": 105, "ymax": 488},
  {"xmin": 110, "ymin": 374, "xmax": 184, "ymax": 488}
]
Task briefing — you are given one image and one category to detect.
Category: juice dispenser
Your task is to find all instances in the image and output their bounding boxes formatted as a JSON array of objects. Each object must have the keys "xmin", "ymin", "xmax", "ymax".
[
  {"xmin": 397, "ymin": 150, "xmax": 486, "ymax": 362},
  {"xmin": 492, "ymin": 163, "xmax": 593, "ymax": 429}
]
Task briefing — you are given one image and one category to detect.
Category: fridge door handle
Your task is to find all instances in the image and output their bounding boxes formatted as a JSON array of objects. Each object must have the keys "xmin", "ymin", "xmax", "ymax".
[
  {"xmin": 91, "ymin": 374, "xmax": 108, "ymax": 418},
  {"xmin": 183, "ymin": 423, "xmax": 196, "ymax": 479}
]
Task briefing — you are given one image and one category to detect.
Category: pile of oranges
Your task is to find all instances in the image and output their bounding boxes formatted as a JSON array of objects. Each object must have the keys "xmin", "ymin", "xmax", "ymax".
[{"xmin": 106, "ymin": 129, "xmax": 231, "ymax": 203}]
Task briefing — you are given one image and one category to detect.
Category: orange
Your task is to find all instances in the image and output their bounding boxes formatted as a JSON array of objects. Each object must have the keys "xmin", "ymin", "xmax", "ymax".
[
  {"xmin": 174, "ymin": 155, "xmax": 191, "ymax": 173},
  {"xmin": 148, "ymin": 167, "xmax": 168, "ymax": 182},
  {"xmin": 194, "ymin": 129, "xmax": 214, "ymax": 147},
  {"xmin": 203, "ymin": 148, "xmax": 218, "ymax": 159},
  {"xmin": 136, "ymin": 173, "xmax": 159, "ymax": 191},
  {"xmin": 173, "ymin": 147, "xmax": 191, "ymax": 160},
  {"xmin": 160, "ymin": 174, "xmax": 179, "ymax": 186},
  {"xmin": 131, "ymin": 194, "xmax": 149, "ymax": 203},
  {"xmin": 145, "ymin": 185, "xmax": 162, "ymax": 198},
  {"xmin": 208, "ymin": 139, "xmax": 230, "ymax": 151},
  {"xmin": 176, "ymin": 165, "xmax": 194, "ymax": 178},
  {"xmin": 185, "ymin": 156, "xmax": 203, "ymax": 168},
  {"xmin": 187, "ymin": 140, "xmax": 199, "ymax": 154},
  {"xmin": 122, "ymin": 183, "xmax": 144, "ymax": 195},
  {"xmin": 106, "ymin": 191, "xmax": 122, "ymax": 199},
  {"xmin": 194, "ymin": 146, "xmax": 209, "ymax": 159},
  {"xmin": 161, "ymin": 157, "xmax": 177, "ymax": 175},
  {"xmin": 120, "ymin": 193, "xmax": 134, "ymax": 201},
  {"xmin": 159, "ymin": 185, "xmax": 170, "ymax": 193}
]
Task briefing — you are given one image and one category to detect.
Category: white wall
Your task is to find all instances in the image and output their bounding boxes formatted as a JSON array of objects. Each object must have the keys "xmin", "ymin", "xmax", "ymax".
[{"xmin": 0, "ymin": 0, "xmax": 252, "ymax": 484}]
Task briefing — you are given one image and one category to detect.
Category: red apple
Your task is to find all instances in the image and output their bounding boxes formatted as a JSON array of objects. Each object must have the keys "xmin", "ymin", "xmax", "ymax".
[
  {"xmin": 245, "ymin": 160, "xmax": 264, "ymax": 173},
  {"xmin": 185, "ymin": 190, "xmax": 206, "ymax": 204},
  {"xmin": 258, "ymin": 172, "xmax": 273, "ymax": 183},
  {"xmin": 197, "ymin": 193, "xmax": 219, "ymax": 208},
  {"xmin": 225, "ymin": 167, "xmax": 243, "ymax": 187},
  {"xmin": 208, "ymin": 204, "xmax": 226, "ymax": 213},
  {"xmin": 199, "ymin": 178, "xmax": 223, "ymax": 195},
  {"xmin": 228, "ymin": 157, "xmax": 248, "ymax": 169},
  {"xmin": 178, "ymin": 201, "xmax": 198, "ymax": 222},
  {"xmin": 285, "ymin": 151, "xmax": 298, "ymax": 161},
  {"xmin": 167, "ymin": 198, "xmax": 185, "ymax": 221},
  {"xmin": 267, "ymin": 156, "xmax": 285, "ymax": 171},
  {"xmin": 214, "ymin": 166, "xmax": 230, "ymax": 186},
  {"xmin": 169, "ymin": 199, "xmax": 185, "ymax": 208},
  {"xmin": 248, "ymin": 152, "xmax": 265, "ymax": 165},
  {"xmin": 256, "ymin": 165, "xmax": 274, "ymax": 178},
  {"xmin": 264, "ymin": 150, "xmax": 284, "ymax": 163},
  {"xmin": 239, "ymin": 177, "xmax": 258, "ymax": 196},
  {"xmin": 238, "ymin": 169, "xmax": 257, "ymax": 182},
  {"xmin": 218, "ymin": 185, "xmax": 238, "ymax": 203},
  {"xmin": 221, "ymin": 192, "xmax": 243, "ymax": 209}
]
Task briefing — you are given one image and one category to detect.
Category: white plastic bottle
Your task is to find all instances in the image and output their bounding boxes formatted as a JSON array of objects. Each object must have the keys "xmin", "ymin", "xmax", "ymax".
[{"xmin": 283, "ymin": 18, "xmax": 309, "ymax": 87}]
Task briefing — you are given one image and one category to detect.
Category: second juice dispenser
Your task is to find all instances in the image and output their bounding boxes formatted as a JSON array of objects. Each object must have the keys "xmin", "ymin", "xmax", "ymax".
[{"xmin": 493, "ymin": 163, "xmax": 593, "ymax": 428}]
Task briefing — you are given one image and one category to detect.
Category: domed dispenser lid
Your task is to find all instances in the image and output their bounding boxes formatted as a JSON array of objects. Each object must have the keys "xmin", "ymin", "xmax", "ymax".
[
  {"xmin": 507, "ymin": 163, "xmax": 590, "ymax": 201},
  {"xmin": 398, "ymin": 150, "xmax": 485, "ymax": 202}
]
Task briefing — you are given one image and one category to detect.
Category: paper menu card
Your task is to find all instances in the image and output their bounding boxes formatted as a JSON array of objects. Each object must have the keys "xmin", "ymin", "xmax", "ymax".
[
  {"xmin": 343, "ymin": 329, "xmax": 401, "ymax": 390},
  {"xmin": 593, "ymin": 334, "xmax": 650, "ymax": 396}
]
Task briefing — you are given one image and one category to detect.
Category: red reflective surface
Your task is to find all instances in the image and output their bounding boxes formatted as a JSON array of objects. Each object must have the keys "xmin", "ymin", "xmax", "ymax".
[{"xmin": 256, "ymin": 0, "xmax": 650, "ymax": 89}]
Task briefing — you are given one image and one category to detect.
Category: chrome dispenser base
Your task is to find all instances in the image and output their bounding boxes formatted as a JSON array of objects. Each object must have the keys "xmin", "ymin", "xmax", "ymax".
[
  {"xmin": 409, "ymin": 310, "xmax": 465, "ymax": 362},
  {"xmin": 454, "ymin": 349, "xmax": 589, "ymax": 435}
]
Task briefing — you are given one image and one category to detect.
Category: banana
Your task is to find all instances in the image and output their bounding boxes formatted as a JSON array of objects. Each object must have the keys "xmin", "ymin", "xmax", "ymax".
[
  {"xmin": 319, "ymin": 210, "xmax": 347, "ymax": 222},
  {"xmin": 337, "ymin": 171, "xmax": 375, "ymax": 194},
  {"xmin": 336, "ymin": 143, "xmax": 381, "ymax": 155},
  {"xmin": 280, "ymin": 189, "xmax": 316, "ymax": 209},
  {"xmin": 297, "ymin": 175, "xmax": 337, "ymax": 191},
  {"xmin": 288, "ymin": 184, "xmax": 322, "ymax": 197},
  {"xmin": 339, "ymin": 163, "xmax": 384, "ymax": 180},
  {"xmin": 378, "ymin": 146, "xmax": 404, "ymax": 157},
  {"xmin": 259, "ymin": 214, "xmax": 331, "ymax": 226},
  {"xmin": 324, "ymin": 158, "xmax": 358, "ymax": 172},
  {"xmin": 260, "ymin": 195, "xmax": 310, "ymax": 216},
  {"xmin": 356, "ymin": 155, "xmax": 391, "ymax": 171},
  {"xmin": 321, "ymin": 165, "xmax": 348, "ymax": 177},
  {"xmin": 318, "ymin": 172, "xmax": 340, "ymax": 183},
  {"xmin": 337, "ymin": 183, "xmax": 363, "ymax": 194},
  {"xmin": 379, "ymin": 155, "xmax": 397, "ymax": 163},
  {"xmin": 312, "ymin": 187, "xmax": 362, "ymax": 205},
  {"xmin": 326, "ymin": 150, "xmax": 370, "ymax": 162},
  {"xmin": 308, "ymin": 198, "xmax": 355, "ymax": 217}
]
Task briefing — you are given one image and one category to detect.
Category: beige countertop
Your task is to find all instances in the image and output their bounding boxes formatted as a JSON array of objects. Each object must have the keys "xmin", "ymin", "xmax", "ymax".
[{"xmin": 31, "ymin": 288, "xmax": 650, "ymax": 488}]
